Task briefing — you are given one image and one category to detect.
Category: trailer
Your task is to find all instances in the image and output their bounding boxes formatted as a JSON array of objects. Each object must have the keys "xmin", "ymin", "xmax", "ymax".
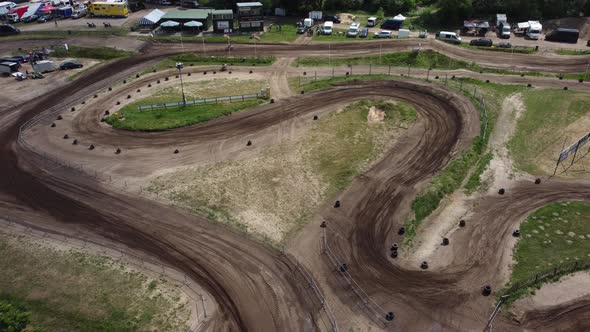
[
  {"xmin": 462, "ymin": 20, "xmax": 489, "ymax": 36},
  {"xmin": 57, "ymin": 5, "xmax": 73, "ymax": 18},
  {"xmin": 32, "ymin": 60, "xmax": 56, "ymax": 73},
  {"xmin": 89, "ymin": 0, "xmax": 128, "ymax": 18},
  {"xmin": 397, "ymin": 28, "xmax": 410, "ymax": 38},
  {"xmin": 0, "ymin": 61, "xmax": 19, "ymax": 76}
]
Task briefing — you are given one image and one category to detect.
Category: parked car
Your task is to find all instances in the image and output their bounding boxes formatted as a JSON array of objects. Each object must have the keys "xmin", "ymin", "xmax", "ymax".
[
  {"xmin": 322, "ymin": 15, "xmax": 340, "ymax": 23},
  {"xmin": 60, "ymin": 61, "xmax": 83, "ymax": 70},
  {"xmin": 296, "ymin": 26, "xmax": 307, "ymax": 34},
  {"xmin": 497, "ymin": 41, "xmax": 512, "ymax": 48},
  {"xmin": 158, "ymin": 0, "xmax": 172, "ymax": 5},
  {"xmin": 374, "ymin": 30, "xmax": 392, "ymax": 38},
  {"xmin": 545, "ymin": 28, "xmax": 579, "ymax": 43},
  {"xmin": 181, "ymin": 1, "xmax": 199, "ymax": 8},
  {"xmin": 0, "ymin": 57, "xmax": 22, "ymax": 67},
  {"xmin": 0, "ymin": 24, "xmax": 20, "ymax": 36},
  {"xmin": 470, "ymin": 38, "xmax": 493, "ymax": 47},
  {"xmin": 359, "ymin": 27, "xmax": 369, "ymax": 38},
  {"xmin": 37, "ymin": 16, "xmax": 51, "ymax": 23},
  {"xmin": 587, "ymin": 39, "xmax": 590, "ymax": 47},
  {"xmin": 23, "ymin": 15, "xmax": 40, "ymax": 23}
]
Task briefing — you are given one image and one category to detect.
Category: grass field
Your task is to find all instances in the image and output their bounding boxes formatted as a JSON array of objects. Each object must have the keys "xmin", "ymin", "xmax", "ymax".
[
  {"xmin": 106, "ymin": 78, "xmax": 266, "ymax": 131},
  {"xmin": 556, "ymin": 49, "xmax": 590, "ymax": 55},
  {"xmin": 459, "ymin": 43, "xmax": 537, "ymax": 54},
  {"xmin": 106, "ymin": 99, "xmax": 263, "ymax": 131},
  {"xmin": 502, "ymin": 201, "xmax": 590, "ymax": 303},
  {"xmin": 147, "ymin": 25, "xmax": 299, "ymax": 44},
  {"xmin": 51, "ymin": 45, "xmax": 136, "ymax": 60},
  {"xmin": 294, "ymin": 50, "xmax": 486, "ymax": 70},
  {"xmin": 0, "ymin": 234, "xmax": 189, "ymax": 331},
  {"xmin": 149, "ymin": 100, "xmax": 416, "ymax": 244},
  {"xmin": 509, "ymin": 89, "xmax": 590, "ymax": 175}
]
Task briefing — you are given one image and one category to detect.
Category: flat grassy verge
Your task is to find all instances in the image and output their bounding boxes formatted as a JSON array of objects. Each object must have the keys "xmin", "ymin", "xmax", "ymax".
[
  {"xmin": 464, "ymin": 151, "xmax": 493, "ymax": 192},
  {"xmin": 509, "ymin": 89, "xmax": 590, "ymax": 175},
  {"xmin": 146, "ymin": 25, "xmax": 298, "ymax": 44},
  {"xmin": 106, "ymin": 99, "xmax": 264, "ymax": 131},
  {"xmin": 51, "ymin": 45, "xmax": 136, "ymax": 60},
  {"xmin": 556, "ymin": 49, "xmax": 590, "ymax": 55},
  {"xmin": 459, "ymin": 43, "xmax": 537, "ymax": 54},
  {"xmin": 3, "ymin": 29, "xmax": 127, "ymax": 41},
  {"xmin": 142, "ymin": 55, "xmax": 274, "ymax": 74},
  {"xmin": 291, "ymin": 74, "xmax": 395, "ymax": 93},
  {"xmin": 501, "ymin": 201, "xmax": 590, "ymax": 303},
  {"xmin": 0, "ymin": 234, "xmax": 189, "ymax": 331},
  {"xmin": 149, "ymin": 100, "xmax": 416, "ymax": 245},
  {"xmin": 294, "ymin": 50, "xmax": 483, "ymax": 69}
]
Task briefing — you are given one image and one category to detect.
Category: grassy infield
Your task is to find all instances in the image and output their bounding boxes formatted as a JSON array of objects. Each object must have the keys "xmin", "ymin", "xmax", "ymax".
[{"xmin": 0, "ymin": 236, "xmax": 189, "ymax": 331}]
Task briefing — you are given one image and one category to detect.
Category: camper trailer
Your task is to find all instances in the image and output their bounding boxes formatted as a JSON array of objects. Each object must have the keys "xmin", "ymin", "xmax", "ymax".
[
  {"xmin": 321, "ymin": 21, "xmax": 333, "ymax": 35},
  {"xmin": 347, "ymin": 22, "xmax": 360, "ymax": 37}
]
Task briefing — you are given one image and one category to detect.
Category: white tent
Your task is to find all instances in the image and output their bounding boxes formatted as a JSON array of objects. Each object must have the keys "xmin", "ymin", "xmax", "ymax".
[
  {"xmin": 138, "ymin": 8, "xmax": 165, "ymax": 26},
  {"xmin": 184, "ymin": 20, "xmax": 203, "ymax": 27},
  {"xmin": 393, "ymin": 14, "xmax": 406, "ymax": 21},
  {"xmin": 160, "ymin": 20, "xmax": 180, "ymax": 27}
]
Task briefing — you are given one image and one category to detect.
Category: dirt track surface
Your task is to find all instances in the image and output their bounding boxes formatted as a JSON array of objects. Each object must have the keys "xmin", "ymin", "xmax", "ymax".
[{"xmin": 2, "ymin": 45, "xmax": 590, "ymax": 331}]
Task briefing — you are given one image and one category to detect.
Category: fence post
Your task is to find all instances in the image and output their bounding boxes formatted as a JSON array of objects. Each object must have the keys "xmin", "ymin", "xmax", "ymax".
[
  {"xmin": 315, "ymin": 71, "xmax": 317, "ymax": 81},
  {"xmin": 369, "ymin": 64, "xmax": 372, "ymax": 75}
]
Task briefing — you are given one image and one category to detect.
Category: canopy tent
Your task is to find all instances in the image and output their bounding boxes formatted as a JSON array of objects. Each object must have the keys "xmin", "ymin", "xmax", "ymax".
[
  {"xmin": 184, "ymin": 20, "xmax": 203, "ymax": 27},
  {"xmin": 138, "ymin": 8, "xmax": 165, "ymax": 26},
  {"xmin": 40, "ymin": 5, "xmax": 55, "ymax": 12},
  {"xmin": 21, "ymin": 3, "xmax": 43, "ymax": 19},
  {"xmin": 517, "ymin": 22, "xmax": 530, "ymax": 29},
  {"xmin": 160, "ymin": 20, "xmax": 180, "ymax": 27},
  {"xmin": 393, "ymin": 14, "xmax": 406, "ymax": 21}
]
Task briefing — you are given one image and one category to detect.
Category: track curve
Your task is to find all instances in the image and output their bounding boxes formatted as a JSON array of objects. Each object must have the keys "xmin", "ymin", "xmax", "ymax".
[{"xmin": 1, "ymin": 47, "xmax": 590, "ymax": 331}]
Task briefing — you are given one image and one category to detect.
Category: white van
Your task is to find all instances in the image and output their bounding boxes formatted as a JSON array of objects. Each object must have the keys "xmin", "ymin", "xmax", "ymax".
[
  {"xmin": 321, "ymin": 21, "xmax": 333, "ymax": 35},
  {"xmin": 72, "ymin": 6, "xmax": 87, "ymax": 18},
  {"xmin": 347, "ymin": 22, "xmax": 360, "ymax": 37},
  {"xmin": 0, "ymin": 2, "xmax": 17, "ymax": 10},
  {"xmin": 527, "ymin": 21, "xmax": 542, "ymax": 40},
  {"xmin": 367, "ymin": 17, "xmax": 377, "ymax": 27},
  {"xmin": 435, "ymin": 31, "xmax": 462, "ymax": 44}
]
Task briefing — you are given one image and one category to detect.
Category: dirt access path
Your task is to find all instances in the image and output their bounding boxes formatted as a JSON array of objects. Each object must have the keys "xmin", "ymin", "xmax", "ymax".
[
  {"xmin": 1, "ymin": 44, "xmax": 590, "ymax": 331},
  {"xmin": 268, "ymin": 57, "xmax": 295, "ymax": 100}
]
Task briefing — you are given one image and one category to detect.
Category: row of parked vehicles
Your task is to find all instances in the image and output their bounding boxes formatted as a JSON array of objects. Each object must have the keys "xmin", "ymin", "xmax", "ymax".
[{"xmin": 1, "ymin": 53, "xmax": 83, "ymax": 78}]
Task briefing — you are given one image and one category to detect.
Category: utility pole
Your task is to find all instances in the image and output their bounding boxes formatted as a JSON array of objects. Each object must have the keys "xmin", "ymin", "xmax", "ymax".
[{"xmin": 176, "ymin": 62, "xmax": 186, "ymax": 106}]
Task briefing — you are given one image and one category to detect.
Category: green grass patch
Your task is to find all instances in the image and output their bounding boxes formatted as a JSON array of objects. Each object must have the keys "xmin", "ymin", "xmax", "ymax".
[
  {"xmin": 459, "ymin": 43, "xmax": 537, "ymax": 54},
  {"xmin": 146, "ymin": 25, "xmax": 298, "ymax": 44},
  {"xmin": 509, "ymin": 89, "xmax": 590, "ymax": 175},
  {"xmin": 51, "ymin": 45, "xmax": 136, "ymax": 60},
  {"xmin": 4, "ymin": 29, "xmax": 127, "ymax": 41},
  {"xmin": 106, "ymin": 99, "xmax": 264, "ymax": 131},
  {"xmin": 464, "ymin": 152, "xmax": 493, "ymax": 192},
  {"xmin": 556, "ymin": 49, "xmax": 590, "ymax": 55},
  {"xmin": 500, "ymin": 201, "xmax": 590, "ymax": 304},
  {"xmin": 295, "ymin": 50, "xmax": 489, "ymax": 70},
  {"xmin": 0, "ymin": 235, "xmax": 189, "ymax": 331},
  {"xmin": 142, "ymin": 55, "xmax": 274, "ymax": 74},
  {"xmin": 292, "ymin": 74, "xmax": 395, "ymax": 93}
]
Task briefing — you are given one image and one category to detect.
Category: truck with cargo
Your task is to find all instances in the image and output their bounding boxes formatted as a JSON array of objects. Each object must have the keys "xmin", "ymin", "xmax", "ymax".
[
  {"xmin": 32, "ymin": 60, "xmax": 56, "ymax": 73},
  {"xmin": 57, "ymin": 6, "xmax": 73, "ymax": 18},
  {"xmin": 89, "ymin": 0, "xmax": 128, "ymax": 18},
  {"xmin": 545, "ymin": 28, "xmax": 579, "ymax": 43},
  {"xmin": 527, "ymin": 21, "xmax": 542, "ymax": 39}
]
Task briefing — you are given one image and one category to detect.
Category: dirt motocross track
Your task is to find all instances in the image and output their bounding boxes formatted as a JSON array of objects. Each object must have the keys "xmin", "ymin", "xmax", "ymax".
[{"xmin": 1, "ymin": 42, "xmax": 590, "ymax": 331}]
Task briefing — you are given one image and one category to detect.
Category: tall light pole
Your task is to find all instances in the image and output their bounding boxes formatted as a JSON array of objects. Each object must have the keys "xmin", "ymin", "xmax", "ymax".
[{"xmin": 176, "ymin": 62, "xmax": 186, "ymax": 106}]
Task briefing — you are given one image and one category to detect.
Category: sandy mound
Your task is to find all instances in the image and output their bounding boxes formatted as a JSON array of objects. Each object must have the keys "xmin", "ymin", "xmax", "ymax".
[{"xmin": 367, "ymin": 106, "xmax": 385, "ymax": 124}]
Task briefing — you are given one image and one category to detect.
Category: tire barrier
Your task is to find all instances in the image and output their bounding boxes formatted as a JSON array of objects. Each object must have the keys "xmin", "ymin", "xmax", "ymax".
[
  {"xmin": 81, "ymin": 101, "xmax": 86, "ymax": 104},
  {"xmin": 334, "ymin": 200, "xmax": 341, "ymax": 208},
  {"xmin": 249, "ymin": 70, "xmax": 253, "ymax": 74},
  {"xmin": 100, "ymin": 118, "xmax": 106, "ymax": 122},
  {"xmin": 498, "ymin": 188, "xmax": 505, "ymax": 195},
  {"xmin": 187, "ymin": 73, "xmax": 191, "ymax": 76},
  {"xmin": 482, "ymin": 285, "xmax": 492, "ymax": 296},
  {"xmin": 94, "ymin": 94, "xmax": 98, "ymax": 98},
  {"xmin": 50, "ymin": 123, "xmax": 56, "ymax": 128},
  {"xmin": 442, "ymin": 238, "xmax": 449, "ymax": 246},
  {"xmin": 420, "ymin": 261, "xmax": 429, "ymax": 270},
  {"xmin": 127, "ymin": 95, "xmax": 131, "ymax": 99},
  {"xmin": 398, "ymin": 227, "xmax": 405, "ymax": 235},
  {"xmin": 137, "ymin": 89, "xmax": 141, "ymax": 93},
  {"xmin": 108, "ymin": 87, "xmax": 112, "ymax": 91},
  {"xmin": 212, "ymin": 72, "xmax": 216, "ymax": 75},
  {"xmin": 485, "ymin": 80, "xmax": 490, "ymax": 83},
  {"xmin": 391, "ymin": 243, "xmax": 398, "ymax": 251},
  {"xmin": 89, "ymin": 144, "xmax": 95, "ymax": 150},
  {"xmin": 385, "ymin": 312, "xmax": 395, "ymax": 321},
  {"xmin": 136, "ymin": 74, "xmax": 140, "ymax": 78},
  {"xmin": 435, "ymin": 76, "xmax": 439, "ymax": 79},
  {"xmin": 564, "ymin": 86, "xmax": 568, "ymax": 90},
  {"xmin": 247, "ymin": 140, "xmax": 252, "ymax": 146},
  {"xmin": 123, "ymin": 80, "xmax": 126, "ymax": 84},
  {"xmin": 512, "ymin": 230, "xmax": 520, "ymax": 237},
  {"xmin": 71, "ymin": 107, "xmax": 75, "ymax": 112},
  {"xmin": 148, "ymin": 84, "xmax": 152, "ymax": 88},
  {"xmin": 527, "ymin": 84, "xmax": 532, "ymax": 88},
  {"xmin": 303, "ymin": 72, "xmax": 307, "ymax": 76},
  {"xmin": 57, "ymin": 115, "xmax": 62, "ymax": 120},
  {"xmin": 203, "ymin": 72, "xmax": 207, "ymax": 75},
  {"xmin": 301, "ymin": 91, "xmax": 305, "ymax": 94},
  {"xmin": 157, "ymin": 80, "xmax": 161, "ymax": 84},
  {"xmin": 452, "ymin": 75, "xmax": 456, "ymax": 79},
  {"xmin": 521, "ymin": 73, "xmax": 525, "ymax": 77},
  {"xmin": 174, "ymin": 149, "xmax": 179, "ymax": 154},
  {"xmin": 270, "ymin": 99, "xmax": 275, "ymax": 104},
  {"xmin": 459, "ymin": 219, "xmax": 466, "ymax": 227},
  {"xmin": 72, "ymin": 139, "xmax": 78, "ymax": 145},
  {"xmin": 116, "ymin": 101, "xmax": 120, "ymax": 105},
  {"xmin": 115, "ymin": 148, "xmax": 121, "ymax": 154},
  {"xmin": 313, "ymin": 115, "xmax": 318, "ymax": 120},
  {"xmin": 559, "ymin": 76, "xmax": 563, "ymax": 80},
  {"xmin": 63, "ymin": 134, "xmax": 69, "ymax": 139},
  {"xmin": 390, "ymin": 251, "xmax": 398, "ymax": 258},
  {"xmin": 165, "ymin": 77, "xmax": 169, "ymax": 81},
  {"xmin": 320, "ymin": 221, "xmax": 327, "ymax": 228},
  {"xmin": 229, "ymin": 71, "xmax": 232, "ymax": 74},
  {"xmin": 535, "ymin": 178, "xmax": 541, "ymax": 184},
  {"xmin": 104, "ymin": 111, "xmax": 110, "ymax": 115}
]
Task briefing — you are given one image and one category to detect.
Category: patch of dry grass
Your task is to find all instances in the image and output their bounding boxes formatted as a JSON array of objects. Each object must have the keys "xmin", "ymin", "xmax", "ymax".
[{"xmin": 150, "ymin": 100, "xmax": 416, "ymax": 244}]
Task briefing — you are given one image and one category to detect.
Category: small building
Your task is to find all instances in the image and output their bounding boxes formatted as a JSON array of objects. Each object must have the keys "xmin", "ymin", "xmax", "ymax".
[
  {"xmin": 160, "ymin": 9, "xmax": 211, "ymax": 30},
  {"xmin": 138, "ymin": 8, "xmax": 165, "ymax": 29},
  {"xmin": 236, "ymin": 2, "xmax": 263, "ymax": 32},
  {"xmin": 211, "ymin": 9, "xmax": 233, "ymax": 33}
]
